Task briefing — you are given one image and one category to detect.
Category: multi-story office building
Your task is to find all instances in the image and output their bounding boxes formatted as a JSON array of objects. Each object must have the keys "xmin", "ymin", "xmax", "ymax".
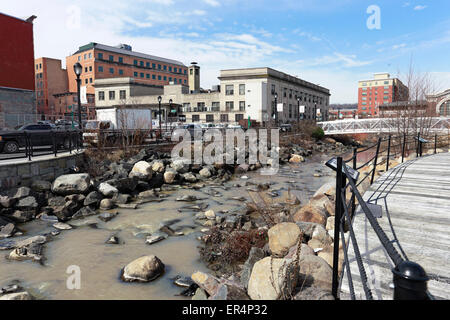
[
  {"xmin": 34, "ymin": 57, "xmax": 68, "ymax": 121},
  {"xmin": 357, "ymin": 73, "xmax": 408, "ymax": 117},
  {"xmin": 94, "ymin": 65, "xmax": 331, "ymax": 125},
  {"xmin": 66, "ymin": 43, "xmax": 188, "ymax": 96},
  {"xmin": 0, "ymin": 13, "xmax": 37, "ymax": 129}
]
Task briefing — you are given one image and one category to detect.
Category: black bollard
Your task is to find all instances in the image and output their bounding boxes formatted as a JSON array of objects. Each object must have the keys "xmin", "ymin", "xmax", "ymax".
[{"xmin": 392, "ymin": 261, "xmax": 429, "ymax": 300}]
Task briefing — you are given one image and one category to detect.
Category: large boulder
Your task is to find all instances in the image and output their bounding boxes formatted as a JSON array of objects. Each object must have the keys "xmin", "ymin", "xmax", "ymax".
[
  {"xmin": 52, "ymin": 174, "xmax": 90, "ymax": 195},
  {"xmin": 298, "ymin": 255, "xmax": 333, "ymax": 291},
  {"xmin": 16, "ymin": 196, "xmax": 39, "ymax": 213},
  {"xmin": 13, "ymin": 187, "xmax": 32, "ymax": 199},
  {"xmin": 289, "ymin": 154, "xmax": 305, "ymax": 163},
  {"xmin": 248, "ymin": 257, "xmax": 298, "ymax": 300},
  {"xmin": 293, "ymin": 286, "xmax": 334, "ymax": 300},
  {"xmin": 31, "ymin": 180, "xmax": 52, "ymax": 192},
  {"xmin": 130, "ymin": 161, "xmax": 153, "ymax": 179},
  {"xmin": 293, "ymin": 201, "xmax": 328, "ymax": 226},
  {"xmin": 240, "ymin": 247, "xmax": 265, "ymax": 290},
  {"xmin": 151, "ymin": 161, "xmax": 165, "ymax": 173},
  {"xmin": 171, "ymin": 160, "xmax": 190, "ymax": 174},
  {"xmin": 0, "ymin": 292, "xmax": 33, "ymax": 300},
  {"xmin": 183, "ymin": 172, "xmax": 197, "ymax": 183},
  {"xmin": 268, "ymin": 222, "xmax": 302, "ymax": 257},
  {"xmin": 191, "ymin": 272, "xmax": 221, "ymax": 296},
  {"xmin": 163, "ymin": 170, "xmax": 177, "ymax": 184},
  {"xmin": 84, "ymin": 191, "xmax": 103, "ymax": 207},
  {"xmin": 0, "ymin": 195, "xmax": 16, "ymax": 208},
  {"xmin": 121, "ymin": 255, "xmax": 165, "ymax": 282},
  {"xmin": 199, "ymin": 167, "xmax": 212, "ymax": 178},
  {"xmin": 98, "ymin": 183, "xmax": 119, "ymax": 197}
]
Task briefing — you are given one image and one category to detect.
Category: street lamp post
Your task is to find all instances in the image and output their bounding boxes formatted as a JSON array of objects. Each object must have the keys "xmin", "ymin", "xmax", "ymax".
[
  {"xmin": 169, "ymin": 99, "xmax": 173, "ymax": 133},
  {"xmin": 73, "ymin": 62, "xmax": 83, "ymax": 147},
  {"xmin": 158, "ymin": 96, "xmax": 162, "ymax": 140},
  {"xmin": 297, "ymin": 96, "xmax": 301, "ymax": 130},
  {"xmin": 274, "ymin": 92, "xmax": 278, "ymax": 128}
]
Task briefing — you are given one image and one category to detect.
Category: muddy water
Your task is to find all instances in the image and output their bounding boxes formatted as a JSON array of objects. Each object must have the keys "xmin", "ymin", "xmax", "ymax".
[{"xmin": 0, "ymin": 154, "xmax": 333, "ymax": 300}]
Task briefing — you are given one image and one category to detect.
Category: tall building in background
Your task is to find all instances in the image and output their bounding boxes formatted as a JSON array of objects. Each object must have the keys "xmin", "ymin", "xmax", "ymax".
[
  {"xmin": 0, "ymin": 12, "xmax": 36, "ymax": 129},
  {"xmin": 66, "ymin": 42, "xmax": 188, "ymax": 95},
  {"xmin": 34, "ymin": 57, "xmax": 68, "ymax": 121},
  {"xmin": 357, "ymin": 73, "xmax": 408, "ymax": 117}
]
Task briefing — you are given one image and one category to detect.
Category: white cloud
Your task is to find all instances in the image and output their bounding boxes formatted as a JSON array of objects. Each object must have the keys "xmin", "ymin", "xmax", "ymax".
[
  {"xmin": 392, "ymin": 43, "xmax": 407, "ymax": 50},
  {"xmin": 203, "ymin": 0, "xmax": 221, "ymax": 7},
  {"xmin": 147, "ymin": 0, "xmax": 175, "ymax": 5},
  {"xmin": 414, "ymin": 5, "xmax": 427, "ymax": 10}
]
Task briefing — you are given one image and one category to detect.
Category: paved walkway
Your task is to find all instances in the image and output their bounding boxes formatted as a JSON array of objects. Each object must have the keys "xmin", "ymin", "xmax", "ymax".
[
  {"xmin": 340, "ymin": 152, "xmax": 450, "ymax": 300},
  {"xmin": 0, "ymin": 150, "xmax": 83, "ymax": 166}
]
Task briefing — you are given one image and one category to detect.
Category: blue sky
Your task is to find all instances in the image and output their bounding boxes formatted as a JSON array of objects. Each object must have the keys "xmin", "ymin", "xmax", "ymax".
[{"xmin": 3, "ymin": 0, "xmax": 450, "ymax": 103}]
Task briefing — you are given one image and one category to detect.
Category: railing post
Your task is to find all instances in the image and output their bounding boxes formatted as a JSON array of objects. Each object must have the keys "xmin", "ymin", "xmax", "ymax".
[
  {"xmin": 393, "ymin": 261, "xmax": 430, "ymax": 300},
  {"xmin": 69, "ymin": 131, "xmax": 72, "ymax": 154},
  {"xmin": 416, "ymin": 132, "xmax": 420, "ymax": 158},
  {"xmin": 401, "ymin": 132, "xmax": 406, "ymax": 163},
  {"xmin": 351, "ymin": 147, "xmax": 357, "ymax": 217},
  {"xmin": 371, "ymin": 138, "xmax": 381, "ymax": 185},
  {"xmin": 434, "ymin": 134, "xmax": 437, "ymax": 154},
  {"xmin": 332, "ymin": 156, "xmax": 343, "ymax": 300},
  {"xmin": 386, "ymin": 135, "xmax": 391, "ymax": 172}
]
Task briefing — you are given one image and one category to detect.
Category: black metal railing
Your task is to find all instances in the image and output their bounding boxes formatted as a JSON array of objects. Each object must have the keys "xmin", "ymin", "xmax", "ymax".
[
  {"xmin": 328, "ymin": 132, "xmax": 449, "ymax": 300},
  {"xmin": 0, "ymin": 129, "xmax": 82, "ymax": 162}
]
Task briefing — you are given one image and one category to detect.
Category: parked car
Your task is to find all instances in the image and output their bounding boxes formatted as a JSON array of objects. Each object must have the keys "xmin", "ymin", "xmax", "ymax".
[
  {"xmin": 0, "ymin": 123, "xmax": 78, "ymax": 154},
  {"xmin": 280, "ymin": 124, "xmax": 293, "ymax": 132},
  {"xmin": 171, "ymin": 123, "xmax": 203, "ymax": 141}
]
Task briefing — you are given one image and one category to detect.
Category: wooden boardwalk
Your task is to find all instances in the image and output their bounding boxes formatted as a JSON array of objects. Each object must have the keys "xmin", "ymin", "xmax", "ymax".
[{"xmin": 340, "ymin": 152, "xmax": 450, "ymax": 300}]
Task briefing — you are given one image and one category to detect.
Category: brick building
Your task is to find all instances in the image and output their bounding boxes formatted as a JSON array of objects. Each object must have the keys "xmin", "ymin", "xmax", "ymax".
[
  {"xmin": 0, "ymin": 12, "xmax": 37, "ymax": 129},
  {"xmin": 357, "ymin": 73, "xmax": 408, "ymax": 118},
  {"xmin": 66, "ymin": 43, "xmax": 189, "ymax": 96},
  {"xmin": 35, "ymin": 57, "xmax": 68, "ymax": 121},
  {"xmin": 53, "ymin": 92, "xmax": 96, "ymax": 121}
]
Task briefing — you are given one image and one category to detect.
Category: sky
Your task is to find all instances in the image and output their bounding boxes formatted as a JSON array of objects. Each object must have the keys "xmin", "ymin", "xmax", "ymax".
[{"xmin": 3, "ymin": 0, "xmax": 450, "ymax": 103}]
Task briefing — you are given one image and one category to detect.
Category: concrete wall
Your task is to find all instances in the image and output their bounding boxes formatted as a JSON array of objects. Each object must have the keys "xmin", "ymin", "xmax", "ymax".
[
  {"xmin": 0, "ymin": 87, "xmax": 36, "ymax": 129},
  {"xmin": 0, "ymin": 152, "xmax": 84, "ymax": 190}
]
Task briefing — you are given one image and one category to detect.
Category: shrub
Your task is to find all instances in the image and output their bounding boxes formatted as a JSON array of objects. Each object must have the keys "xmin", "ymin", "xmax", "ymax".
[{"xmin": 311, "ymin": 127, "xmax": 325, "ymax": 140}]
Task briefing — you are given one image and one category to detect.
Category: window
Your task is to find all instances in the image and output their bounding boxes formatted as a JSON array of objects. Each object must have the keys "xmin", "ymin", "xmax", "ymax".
[
  {"xmin": 239, "ymin": 84, "xmax": 245, "ymax": 95},
  {"xmin": 197, "ymin": 102, "xmax": 206, "ymax": 112},
  {"xmin": 89, "ymin": 66, "xmax": 92, "ymax": 72},
  {"xmin": 152, "ymin": 75, "xmax": 156, "ymax": 79},
  {"xmin": 169, "ymin": 66, "xmax": 172, "ymax": 72},
  {"xmin": 109, "ymin": 68, "xmax": 114, "ymax": 74},
  {"xmin": 190, "ymin": 69, "xmax": 193, "ymax": 75},
  {"xmin": 212, "ymin": 102, "xmax": 220, "ymax": 111},
  {"xmin": 235, "ymin": 114, "xmax": 244, "ymax": 122},
  {"xmin": 182, "ymin": 103, "xmax": 191, "ymax": 112},
  {"xmin": 174, "ymin": 67, "xmax": 177, "ymax": 73},
  {"xmin": 99, "ymin": 91, "xmax": 105, "ymax": 101},
  {"xmin": 146, "ymin": 74, "xmax": 150, "ymax": 79},
  {"xmin": 89, "ymin": 53, "xmax": 92, "ymax": 58},
  {"xmin": 169, "ymin": 77, "xmax": 172, "ymax": 82},
  {"xmin": 362, "ymin": 97, "xmax": 367, "ymax": 101},
  {"xmin": 220, "ymin": 114, "xmax": 229, "ymax": 122},
  {"xmin": 85, "ymin": 67, "xmax": 88, "ymax": 73},
  {"xmin": 164, "ymin": 76, "xmax": 167, "ymax": 81},
  {"xmin": 192, "ymin": 115, "xmax": 200, "ymax": 122},
  {"xmin": 225, "ymin": 85, "xmax": 234, "ymax": 95},
  {"xmin": 140, "ymin": 72, "xmax": 144, "ymax": 78},
  {"xmin": 158, "ymin": 64, "xmax": 161, "ymax": 70},
  {"xmin": 158, "ymin": 75, "xmax": 162, "ymax": 80},
  {"xmin": 119, "ymin": 69, "xmax": 124, "ymax": 75},
  {"xmin": 134, "ymin": 72, "xmax": 138, "ymax": 77},
  {"xmin": 98, "ymin": 53, "xmax": 103, "ymax": 60},
  {"xmin": 84, "ymin": 54, "xmax": 87, "ymax": 60},
  {"xmin": 109, "ymin": 91, "xmax": 115, "ymax": 100},
  {"xmin": 174, "ymin": 78, "xmax": 177, "ymax": 84},
  {"xmin": 226, "ymin": 101, "xmax": 234, "ymax": 111},
  {"xmin": 98, "ymin": 66, "xmax": 104, "ymax": 72},
  {"xmin": 163, "ymin": 65, "xmax": 167, "ymax": 71},
  {"xmin": 184, "ymin": 80, "xmax": 187, "ymax": 84},
  {"xmin": 85, "ymin": 79, "xmax": 88, "ymax": 84},
  {"xmin": 134, "ymin": 60, "xmax": 138, "ymax": 65},
  {"xmin": 109, "ymin": 55, "xmax": 114, "ymax": 62},
  {"xmin": 120, "ymin": 90, "xmax": 126, "ymax": 100},
  {"xmin": 118, "ymin": 57, "xmax": 123, "ymax": 63},
  {"xmin": 206, "ymin": 115, "xmax": 214, "ymax": 123},
  {"xmin": 140, "ymin": 61, "xmax": 144, "ymax": 67},
  {"xmin": 384, "ymin": 96, "xmax": 389, "ymax": 99},
  {"xmin": 384, "ymin": 81, "xmax": 389, "ymax": 84},
  {"xmin": 89, "ymin": 78, "xmax": 93, "ymax": 83},
  {"xmin": 184, "ymin": 69, "xmax": 187, "ymax": 74},
  {"xmin": 239, "ymin": 101, "xmax": 245, "ymax": 111},
  {"xmin": 152, "ymin": 63, "xmax": 156, "ymax": 69}
]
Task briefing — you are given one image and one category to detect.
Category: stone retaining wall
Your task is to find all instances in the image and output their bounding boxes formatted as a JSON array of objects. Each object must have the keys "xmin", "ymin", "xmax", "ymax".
[{"xmin": 0, "ymin": 152, "xmax": 84, "ymax": 190}]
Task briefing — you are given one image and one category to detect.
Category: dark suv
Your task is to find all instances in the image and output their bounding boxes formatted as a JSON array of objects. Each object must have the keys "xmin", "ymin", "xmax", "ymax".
[{"xmin": 0, "ymin": 124, "xmax": 78, "ymax": 154}]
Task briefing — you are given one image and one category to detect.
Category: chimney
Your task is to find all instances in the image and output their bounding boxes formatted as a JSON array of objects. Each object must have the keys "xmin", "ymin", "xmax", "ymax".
[{"xmin": 188, "ymin": 62, "xmax": 200, "ymax": 93}]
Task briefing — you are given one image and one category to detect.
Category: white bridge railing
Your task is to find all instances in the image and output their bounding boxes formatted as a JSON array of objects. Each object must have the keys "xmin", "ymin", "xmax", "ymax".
[{"xmin": 317, "ymin": 117, "xmax": 450, "ymax": 135}]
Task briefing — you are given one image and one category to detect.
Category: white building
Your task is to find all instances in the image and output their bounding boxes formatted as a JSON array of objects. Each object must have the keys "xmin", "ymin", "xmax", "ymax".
[{"xmin": 94, "ymin": 65, "xmax": 331, "ymax": 125}]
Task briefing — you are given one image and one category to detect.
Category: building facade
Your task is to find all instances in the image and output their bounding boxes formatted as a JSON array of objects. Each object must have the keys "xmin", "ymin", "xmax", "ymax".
[
  {"xmin": 427, "ymin": 89, "xmax": 450, "ymax": 117},
  {"xmin": 66, "ymin": 43, "xmax": 188, "ymax": 96},
  {"xmin": 34, "ymin": 57, "xmax": 68, "ymax": 120},
  {"xmin": 0, "ymin": 13, "xmax": 37, "ymax": 129},
  {"xmin": 53, "ymin": 92, "xmax": 96, "ymax": 121},
  {"xmin": 357, "ymin": 73, "xmax": 408, "ymax": 117},
  {"xmin": 94, "ymin": 66, "xmax": 331, "ymax": 125}
]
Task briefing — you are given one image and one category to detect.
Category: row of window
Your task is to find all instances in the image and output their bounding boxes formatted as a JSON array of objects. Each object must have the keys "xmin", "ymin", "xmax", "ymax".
[
  {"xmin": 361, "ymin": 96, "xmax": 390, "ymax": 101},
  {"xmin": 361, "ymin": 81, "xmax": 390, "ymax": 86},
  {"xmin": 98, "ymin": 90, "xmax": 127, "ymax": 101},
  {"xmin": 191, "ymin": 114, "xmax": 245, "ymax": 123},
  {"xmin": 271, "ymin": 84, "xmax": 326, "ymax": 105},
  {"xmin": 132, "ymin": 71, "xmax": 186, "ymax": 84},
  {"xmin": 35, "ymin": 63, "xmax": 42, "ymax": 70},
  {"xmin": 225, "ymin": 84, "xmax": 246, "ymax": 95},
  {"xmin": 78, "ymin": 52, "xmax": 93, "ymax": 61},
  {"xmin": 182, "ymin": 101, "xmax": 246, "ymax": 112}
]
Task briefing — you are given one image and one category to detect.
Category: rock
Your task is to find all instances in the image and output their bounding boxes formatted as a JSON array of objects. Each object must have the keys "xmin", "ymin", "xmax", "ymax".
[
  {"xmin": 163, "ymin": 170, "xmax": 177, "ymax": 184},
  {"xmin": 146, "ymin": 232, "xmax": 168, "ymax": 245},
  {"xmin": 98, "ymin": 212, "xmax": 118, "ymax": 222},
  {"xmin": 8, "ymin": 210, "xmax": 36, "ymax": 223},
  {"xmin": 112, "ymin": 177, "xmax": 138, "ymax": 193},
  {"xmin": 8, "ymin": 236, "xmax": 46, "ymax": 262},
  {"xmin": 311, "ymin": 224, "xmax": 333, "ymax": 246},
  {"xmin": 0, "ymin": 223, "xmax": 16, "ymax": 239},
  {"xmin": 313, "ymin": 182, "xmax": 335, "ymax": 199},
  {"xmin": 247, "ymin": 256, "xmax": 298, "ymax": 300},
  {"xmin": 83, "ymin": 191, "xmax": 103, "ymax": 207},
  {"xmin": 13, "ymin": 187, "xmax": 32, "ymax": 199},
  {"xmin": 235, "ymin": 164, "xmax": 249, "ymax": 174},
  {"xmin": 307, "ymin": 239, "xmax": 325, "ymax": 251},
  {"xmin": 0, "ymin": 291, "xmax": 33, "ymax": 300},
  {"xmin": 173, "ymin": 276, "xmax": 195, "ymax": 288},
  {"xmin": 52, "ymin": 173, "xmax": 90, "ymax": 195},
  {"xmin": 289, "ymin": 154, "xmax": 305, "ymax": 163},
  {"xmin": 192, "ymin": 288, "xmax": 208, "ymax": 300},
  {"xmin": 71, "ymin": 206, "xmax": 96, "ymax": 219},
  {"xmin": 326, "ymin": 216, "xmax": 335, "ymax": 231},
  {"xmin": 53, "ymin": 222, "xmax": 72, "ymax": 230},
  {"xmin": 240, "ymin": 247, "xmax": 265, "ymax": 289},
  {"xmin": 183, "ymin": 172, "xmax": 197, "ymax": 183},
  {"xmin": 31, "ymin": 180, "xmax": 52, "ymax": 192},
  {"xmin": 98, "ymin": 183, "xmax": 119, "ymax": 197},
  {"xmin": 268, "ymin": 222, "xmax": 302, "ymax": 257},
  {"xmin": 209, "ymin": 280, "xmax": 250, "ymax": 300},
  {"xmin": 199, "ymin": 167, "xmax": 212, "ymax": 178},
  {"xmin": 160, "ymin": 225, "xmax": 183, "ymax": 237},
  {"xmin": 137, "ymin": 190, "xmax": 157, "ymax": 200},
  {"xmin": 298, "ymin": 255, "xmax": 333, "ymax": 291},
  {"xmin": 130, "ymin": 161, "xmax": 153, "ymax": 179},
  {"xmin": 112, "ymin": 193, "xmax": 130, "ymax": 204},
  {"xmin": 295, "ymin": 221, "xmax": 322, "ymax": 239},
  {"xmin": 99, "ymin": 199, "xmax": 114, "ymax": 210},
  {"xmin": 48, "ymin": 196, "xmax": 66, "ymax": 207},
  {"xmin": 285, "ymin": 243, "xmax": 316, "ymax": 260},
  {"xmin": 191, "ymin": 272, "xmax": 221, "ymax": 296},
  {"xmin": 106, "ymin": 235, "xmax": 120, "ymax": 244},
  {"xmin": 171, "ymin": 160, "xmax": 190, "ymax": 173},
  {"xmin": 16, "ymin": 196, "xmax": 39, "ymax": 212},
  {"xmin": 293, "ymin": 203, "xmax": 328, "ymax": 226},
  {"xmin": 204, "ymin": 210, "xmax": 215, "ymax": 220},
  {"xmin": 176, "ymin": 195, "xmax": 198, "ymax": 202},
  {"xmin": 64, "ymin": 194, "xmax": 86, "ymax": 203},
  {"xmin": 121, "ymin": 255, "xmax": 165, "ymax": 282},
  {"xmin": 152, "ymin": 161, "xmax": 165, "ymax": 173},
  {"xmin": 293, "ymin": 286, "xmax": 334, "ymax": 300},
  {"xmin": 0, "ymin": 195, "xmax": 16, "ymax": 208}
]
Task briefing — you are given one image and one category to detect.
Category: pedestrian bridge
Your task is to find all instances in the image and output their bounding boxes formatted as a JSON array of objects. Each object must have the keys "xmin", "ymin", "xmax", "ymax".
[{"xmin": 318, "ymin": 117, "xmax": 450, "ymax": 135}]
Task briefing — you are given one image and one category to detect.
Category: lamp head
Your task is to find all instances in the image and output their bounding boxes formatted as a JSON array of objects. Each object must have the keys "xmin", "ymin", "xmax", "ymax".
[
  {"xmin": 274, "ymin": 92, "xmax": 278, "ymax": 100},
  {"xmin": 73, "ymin": 62, "xmax": 82, "ymax": 77},
  {"xmin": 158, "ymin": 96, "xmax": 162, "ymax": 103},
  {"xmin": 169, "ymin": 99, "xmax": 173, "ymax": 104}
]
